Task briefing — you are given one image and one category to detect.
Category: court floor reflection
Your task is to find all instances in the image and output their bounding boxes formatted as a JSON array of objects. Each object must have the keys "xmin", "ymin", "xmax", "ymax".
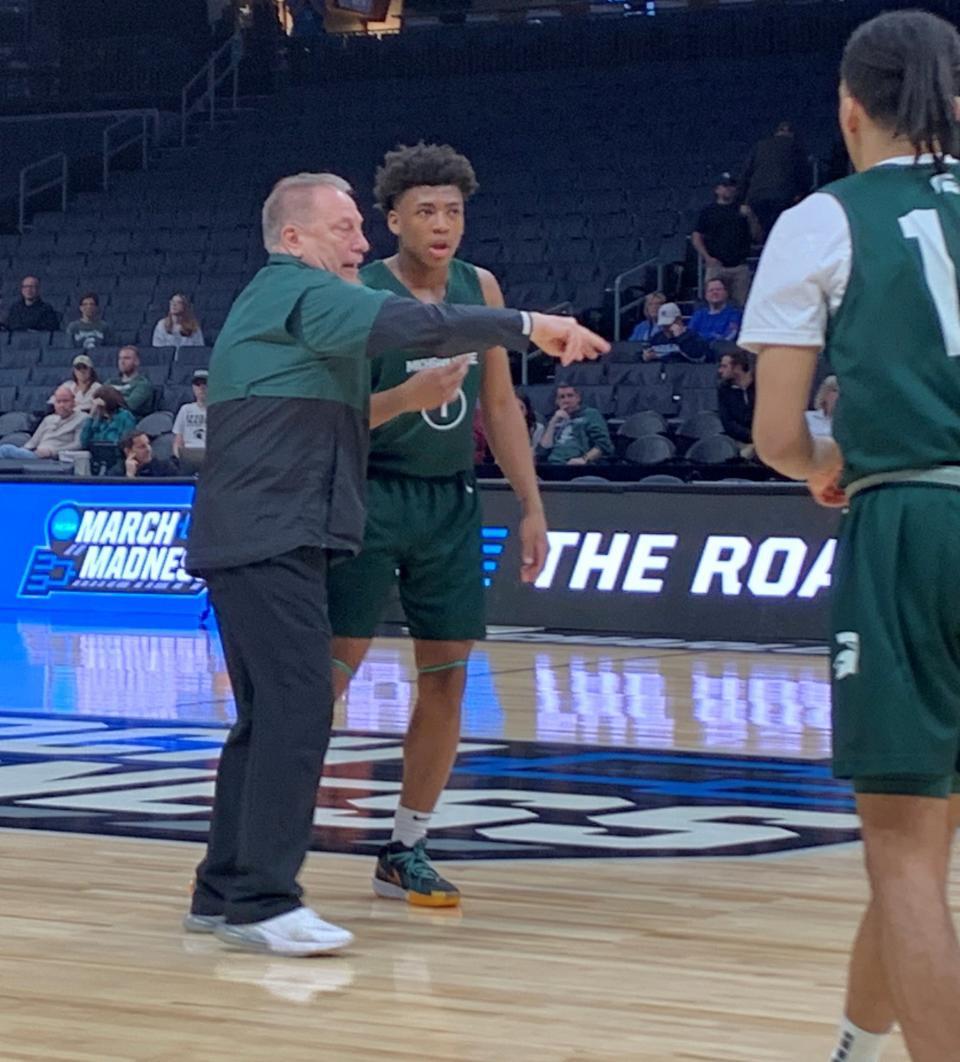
[{"xmin": 0, "ymin": 620, "xmax": 831, "ymax": 758}]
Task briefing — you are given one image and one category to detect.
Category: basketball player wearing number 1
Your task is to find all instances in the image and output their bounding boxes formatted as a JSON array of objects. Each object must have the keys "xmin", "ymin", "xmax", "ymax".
[
  {"xmin": 742, "ymin": 11, "xmax": 960, "ymax": 1061},
  {"xmin": 327, "ymin": 143, "xmax": 548, "ymax": 906}
]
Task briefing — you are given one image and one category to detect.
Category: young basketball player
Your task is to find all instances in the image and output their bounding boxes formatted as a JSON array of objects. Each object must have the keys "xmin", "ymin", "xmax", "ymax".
[
  {"xmin": 741, "ymin": 11, "xmax": 960, "ymax": 1060},
  {"xmin": 327, "ymin": 143, "xmax": 548, "ymax": 906}
]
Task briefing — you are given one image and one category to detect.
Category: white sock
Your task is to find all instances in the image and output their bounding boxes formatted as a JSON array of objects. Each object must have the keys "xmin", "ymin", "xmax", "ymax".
[
  {"xmin": 392, "ymin": 805, "xmax": 431, "ymax": 848},
  {"xmin": 830, "ymin": 1015, "xmax": 891, "ymax": 1061}
]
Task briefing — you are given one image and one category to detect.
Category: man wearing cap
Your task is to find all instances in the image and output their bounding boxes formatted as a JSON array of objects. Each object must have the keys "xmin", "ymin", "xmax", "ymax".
[
  {"xmin": 642, "ymin": 303, "xmax": 714, "ymax": 363},
  {"xmin": 0, "ymin": 385, "xmax": 87, "ymax": 461},
  {"xmin": 691, "ymin": 174, "xmax": 762, "ymax": 306},
  {"xmin": 173, "ymin": 369, "xmax": 208, "ymax": 458},
  {"xmin": 182, "ymin": 172, "xmax": 607, "ymax": 957}
]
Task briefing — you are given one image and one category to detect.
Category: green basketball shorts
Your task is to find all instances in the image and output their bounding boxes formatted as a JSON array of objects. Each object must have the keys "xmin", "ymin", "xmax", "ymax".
[
  {"xmin": 831, "ymin": 484, "xmax": 960, "ymax": 797},
  {"xmin": 328, "ymin": 471, "xmax": 486, "ymax": 642}
]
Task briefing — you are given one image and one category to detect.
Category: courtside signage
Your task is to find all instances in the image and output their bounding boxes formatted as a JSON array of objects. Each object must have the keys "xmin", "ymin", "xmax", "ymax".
[
  {"xmin": 479, "ymin": 484, "xmax": 842, "ymax": 641},
  {"xmin": 20, "ymin": 502, "xmax": 203, "ymax": 598},
  {"xmin": 0, "ymin": 480, "xmax": 206, "ymax": 617},
  {"xmin": 0, "ymin": 479, "xmax": 840, "ymax": 637}
]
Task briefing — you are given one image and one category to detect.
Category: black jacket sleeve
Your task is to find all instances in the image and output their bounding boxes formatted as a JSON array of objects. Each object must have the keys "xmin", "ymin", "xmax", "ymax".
[
  {"xmin": 39, "ymin": 303, "xmax": 61, "ymax": 331},
  {"xmin": 717, "ymin": 385, "xmax": 753, "ymax": 443},
  {"xmin": 676, "ymin": 330, "xmax": 714, "ymax": 363},
  {"xmin": 366, "ymin": 296, "xmax": 529, "ymax": 359}
]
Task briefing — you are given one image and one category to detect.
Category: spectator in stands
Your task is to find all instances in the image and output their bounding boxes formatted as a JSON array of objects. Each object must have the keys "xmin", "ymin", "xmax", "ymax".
[
  {"xmin": 0, "ymin": 385, "xmax": 87, "ymax": 461},
  {"xmin": 537, "ymin": 384, "xmax": 613, "ymax": 466},
  {"xmin": 152, "ymin": 292, "xmax": 205, "ymax": 348},
  {"xmin": 691, "ymin": 175, "xmax": 761, "ymax": 307},
  {"xmin": 172, "ymin": 369, "xmax": 208, "ymax": 458},
  {"xmin": 517, "ymin": 390, "xmax": 544, "ymax": 449},
  {"xmin": 628, "ymin": 291, "xmax": 667, "ymax": 343},
  {"xmin": 805, "ymin": 375, "xmax": 839, "ymax": 438},
  {"xmin": 717, "ymin": 349, "xmax": 755, "ymax": 450},
  {"xmin": 643, "ymin": 303, "xmax": 714, "ymax": 363},
  {"xmin": 121, "ymin": 431, "xmax": 179, "ymax": 478},
  {"xmin": 51, "ymin": 354, "xmax": 102, "ymax": 415},
  {"xmin": 688, "ymin": 279, "xmax": 742, "ymax": 343},
  {"xmin": 66, "ymin": 292, "xmax": 114, "ymax": 350},
  {"xmin": 740, "ymin": 120, "xmax": 811, "ymax": 239},
  {"xmin": 80, "ymin": 386, "xmax": 137, "ymax": 473},
  {"xmin": 4, "ymin": 276, "xmax": 60, "ymax": 333},
  {"xmin": 106, "ymin": 346, "xmax": 154, "ymax": 418}
]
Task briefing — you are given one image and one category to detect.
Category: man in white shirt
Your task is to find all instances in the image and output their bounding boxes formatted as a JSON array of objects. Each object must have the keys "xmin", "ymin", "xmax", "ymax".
[
  {"xmin": 173, "ymin": 369, "xmax": 208, "ymax": 457},
  {"xmin": 0, "ymin": 386, "xmax": 87, "ymax": 460},
  {"xmin": 741, "ymin": 11, "xmax": 960, "ymax": 1060}
]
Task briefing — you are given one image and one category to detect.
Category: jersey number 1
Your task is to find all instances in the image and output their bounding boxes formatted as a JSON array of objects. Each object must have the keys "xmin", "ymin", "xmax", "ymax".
[{"xmin": 898, "ymin": 209, "xmax": 960, "ymax": 358}]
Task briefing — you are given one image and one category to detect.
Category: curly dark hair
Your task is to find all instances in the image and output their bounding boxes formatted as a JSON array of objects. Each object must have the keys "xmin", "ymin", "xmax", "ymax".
[{"xmin": 373, "ymin": 142, "xmax": 479, "ymax": 213}]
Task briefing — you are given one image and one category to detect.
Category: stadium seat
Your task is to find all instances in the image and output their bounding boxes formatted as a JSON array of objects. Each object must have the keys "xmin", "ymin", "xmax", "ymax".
[
  {"xmin": 686, "ymin": 434, "xmax": 740, "ymax": 464},
  {"xmin": 9, "ymin": 332, "xmax": 45, "ymax": 352},
  {"xmin": 150, "ymin": 432, "xmax": 176, "ymax": 463},
  {"xmin": 619, "ymin": 411, "xmax": 667, "ymax": 439},
  {"xmin": 678, "ymin": 410, "xmax": 724, "ymax": 439},
  {"xmin": 0, "ymin": 411, "xmax": 31, "ymax": 435},
  {"xmin": 625, "ymin": 435, "xmax": 676, "ymax": 465},
  {"xmin": 136, "ymin": 411, "xmax": 174, "ymax": 437}
]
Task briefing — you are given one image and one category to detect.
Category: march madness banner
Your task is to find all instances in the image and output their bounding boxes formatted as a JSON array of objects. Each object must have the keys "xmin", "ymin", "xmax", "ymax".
[{"xmin": 0, "ymin": 477, "xmax": 840, "ymax": 639}]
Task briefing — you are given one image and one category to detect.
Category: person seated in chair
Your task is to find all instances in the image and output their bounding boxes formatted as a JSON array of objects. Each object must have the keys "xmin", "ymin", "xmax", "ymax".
[
  {"xmin": 4, "ymin": 276, "xmax": 60, "ymax": 333},
  {"xmin": 66, "ymin": 292, "xmax": 114, "ymax": 350},
  {"xmin": 0, "ymin": 386, "xmax": 87, "ymax": 461},
  {"xmin": 643, "ymin": 304, "xmax": 714, "ymax": 363},
  {"xmin": 80, "ymin": 386, "xmax": 136, "ymax": 475},
  {"xmin": 688, "ymin": 279, "xmax": 742, "ymax": 343},
  {"xmin": 536, "ymin": 384, "xmax": 613, "ymax": 466},
  {"xmin": 628, "ymin": 291, "xmax": 667, "ymax": 343},
  {"xmin": 716, "ymin": 349, "xmax": 755, "ymax": 456},
  {"xmin": 120, "ymin": 431, "xmax": 179, "ymax": 478},
  {"xmin": 105, "ymin": 346, "xmax": 154, "ymax": 419}
]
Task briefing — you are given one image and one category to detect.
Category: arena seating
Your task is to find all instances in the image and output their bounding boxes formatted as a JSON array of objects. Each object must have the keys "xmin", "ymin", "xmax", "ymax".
[{"xmin": 0, "ymin": 19, "xmax": 842, "ymax": 478}]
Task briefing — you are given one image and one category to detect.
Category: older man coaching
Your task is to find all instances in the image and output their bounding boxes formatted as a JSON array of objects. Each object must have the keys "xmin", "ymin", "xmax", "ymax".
[{"xmin": 183, "ymin": 172, "xmax": 607, "ymax": 957}]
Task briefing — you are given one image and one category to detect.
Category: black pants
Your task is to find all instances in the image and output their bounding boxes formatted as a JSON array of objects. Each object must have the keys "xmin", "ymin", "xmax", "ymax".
[
  {"xmin": 191, "ymin": 546, "xmax": 333, "ymax": 925},
  {"xmin": 749, "ymin": 197, "xmax": 793, "ymax": 240}
]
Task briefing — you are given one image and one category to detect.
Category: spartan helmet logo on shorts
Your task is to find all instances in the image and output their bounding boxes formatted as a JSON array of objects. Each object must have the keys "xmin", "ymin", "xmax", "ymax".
[{"xmin": 833, "ymin": 631, "xmax": 860, "ymax": 680}]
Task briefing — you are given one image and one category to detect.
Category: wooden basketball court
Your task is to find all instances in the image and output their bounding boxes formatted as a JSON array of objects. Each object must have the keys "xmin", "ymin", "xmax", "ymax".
[{"xmin": 0, "ymin": 629, "xmax": 923, "ymax": 1060}]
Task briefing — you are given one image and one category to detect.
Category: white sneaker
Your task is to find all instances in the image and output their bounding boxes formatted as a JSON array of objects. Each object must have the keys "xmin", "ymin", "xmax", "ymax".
[
  {"xmin": 214, "ymin": 906, "xmax": 354, "ymax": 957},
  {"xmin": 183, "ymin": 912, "xmax": 225, "ymax": 934}
]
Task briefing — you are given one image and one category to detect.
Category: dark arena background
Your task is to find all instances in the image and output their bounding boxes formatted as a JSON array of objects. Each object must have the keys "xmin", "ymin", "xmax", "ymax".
[{"xmin": 0, "ymin": 1, "xmax": 951, "ymax": 1058}]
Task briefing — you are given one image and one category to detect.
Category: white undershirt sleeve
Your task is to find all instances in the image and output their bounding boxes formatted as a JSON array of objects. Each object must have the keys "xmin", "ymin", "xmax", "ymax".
[{"xmin": 739, "ymin": 193, "xmax": 852, "ymax": 353}]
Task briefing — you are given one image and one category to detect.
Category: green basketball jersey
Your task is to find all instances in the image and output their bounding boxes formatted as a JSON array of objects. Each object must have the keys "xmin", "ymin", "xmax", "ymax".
[
  {"xmin": 361, "ymin": 257, "xmax": 485, "ymax": 478},
  {"xmin": 824, "ymin": 162, "xmax": 960, "ymax": 484}
]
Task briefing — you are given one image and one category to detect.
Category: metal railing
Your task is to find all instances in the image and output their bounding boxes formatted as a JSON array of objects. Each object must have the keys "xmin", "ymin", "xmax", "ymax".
[
  {"xmin": 18, "ymin": 153, "xmax": 67, "ymax": 234},
  {"xmin": 180, "ymin": 33, "xmax": 243, "ymax": 148},
  {"xmin": 102, "ymin": 112, "xmax": 154, "ymax": 191},
  {"xmin": 613, "ymin": 250, "xmax": 661, "ymax": 342}
]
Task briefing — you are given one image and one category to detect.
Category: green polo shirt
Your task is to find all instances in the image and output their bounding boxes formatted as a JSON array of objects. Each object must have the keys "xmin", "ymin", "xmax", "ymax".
[{"xmin": 187, "ymin": 254, "xmax": 392, "ymax": 571}]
